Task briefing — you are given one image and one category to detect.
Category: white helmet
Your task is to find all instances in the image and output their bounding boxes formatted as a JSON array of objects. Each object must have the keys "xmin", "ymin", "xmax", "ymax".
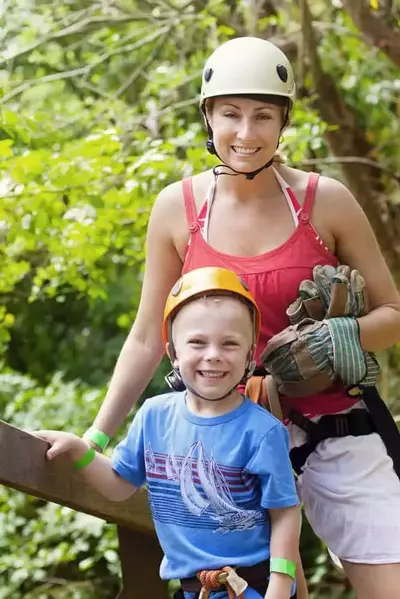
[{"xmin": 200, "ymin": 37, "xmax": 296, "ymax": 110}]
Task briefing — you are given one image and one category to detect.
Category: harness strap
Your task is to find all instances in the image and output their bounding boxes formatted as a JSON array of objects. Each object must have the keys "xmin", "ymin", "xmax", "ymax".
[
  {"xmin": 247, "ymin": 369, "xmax": 400, "ymax": 480},
  {"xmin": 289, "ymin": 386, "xmax": 400, "ymax": 476},
  {"xmin": 245, "ymin": 375, "xmax": 282, "ymax": 420},
  {"xmin": 180, "ymin": 559, "xmax": 271, "ymax": 596},
  {"xmin": 361, "ymin": 386, "xmax": 400, "ymax": 478},
  {"xmin": 289, "ymin": 407, "xmax": 376, "ymax": 475},
  {"xmin": 197, "ymin": 567, "xmax": 245, "ymax": 599},
  {"xmin": 265, "ymin": 375, "xmax": 283, "ymax": 421}
]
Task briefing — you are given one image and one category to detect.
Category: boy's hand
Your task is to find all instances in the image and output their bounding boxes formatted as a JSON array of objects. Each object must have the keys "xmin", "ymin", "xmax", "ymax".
[
  {"xmin": 33, "ymin": 430, "xmax": 136, "ymax": 502},
  {"xmin": 33, "ymin": 431, "xmax": 88, "ymax": 461},
  {"xmin": 264, "ymin": 572, "xmax": 293, "ymax": 599}
]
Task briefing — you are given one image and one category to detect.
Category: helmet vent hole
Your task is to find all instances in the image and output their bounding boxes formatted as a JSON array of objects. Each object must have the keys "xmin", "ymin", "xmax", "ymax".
[
  {"xmin": 204, "ymin": 67, "xmax": 213, "ymax": 83},
  {"xmin": 171, "ymin": 279, "xmax": 183, "ymax": 296},
  {"xmin": 276, "ymin": 64, "xmax": 288, "ymax": 82}
]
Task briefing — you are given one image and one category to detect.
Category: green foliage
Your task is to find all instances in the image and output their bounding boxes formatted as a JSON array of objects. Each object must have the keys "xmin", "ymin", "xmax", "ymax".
[
  {"xmin": 0, "ymin": 372, "xmax": 119, "ymax": 598},
  {"xmin": 1, "ymin": 0, "xmax": 399, "ymax": 597},
  {"xmin": 0, "ymin": 487, "xmax": 120, "ymax": 599},
  {"xmin": 0, "ymin": 368, "xmax": 171, "ymax": 598}
]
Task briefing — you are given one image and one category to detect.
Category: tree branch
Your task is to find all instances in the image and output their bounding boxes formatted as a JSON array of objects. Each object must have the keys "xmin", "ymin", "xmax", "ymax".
[
  {"xmin": 297, "ymin": 0, "xmax": 400, "ymax": 277},
  {"xmin": 0, "ymin": 23, "xmax": 177, "ymax": 105},
  {"xmin": 296, "ymin": 156, "xmax": 400, "ymax": 184},
  {"xmin": 341, "ymin": 0, "xmax": 400, "ymax": 68},
  {"xmin": 0, "ymin": 12, "xmax": 167, "ymax": 69},
  {"xmin": 0, "ymin": 66, "xmax": 91, "ymax": 104},
  {"xmin": 114, "ymin": 28, "xmax": 171, "ymax": 98}
]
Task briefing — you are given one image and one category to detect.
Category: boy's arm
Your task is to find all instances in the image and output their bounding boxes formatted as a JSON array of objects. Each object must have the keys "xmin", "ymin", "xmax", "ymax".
[
  {"xmin": 293, "ymin": 556, "xmax": 309, "ymax": 599},
  {"xmin": 35, "ymin": 400, "xmax": 147, "ymax": 501},
  {"xmin": 266, "ymin": 505, "xmax": 302, "ymax": 599},
  {"xmin": 245, "ymin": 423, "xmax": 305, "ymax": 599},
  {"xmin": 34, "ymin": 431, "xmax": 138, "ymax": 502}
]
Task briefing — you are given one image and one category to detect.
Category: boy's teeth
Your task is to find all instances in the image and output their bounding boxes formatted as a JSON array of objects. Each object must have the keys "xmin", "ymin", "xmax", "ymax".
[{"xmin": 201, "ymin": 371, "xmax": 224, "ymax": 378}]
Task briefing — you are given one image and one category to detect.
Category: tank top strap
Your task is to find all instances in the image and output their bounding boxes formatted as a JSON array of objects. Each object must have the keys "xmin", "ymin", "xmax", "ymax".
[
  {"xmin": 300, "ymin": 172, "xmax": 320, "ymax": 224},
  {"xmin": 182, "ymin": 177, "xmax": 200, "ymax": 233}
]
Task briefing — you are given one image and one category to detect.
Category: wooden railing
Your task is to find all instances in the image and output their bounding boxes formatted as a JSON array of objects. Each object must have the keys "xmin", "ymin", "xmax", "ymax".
[{"xmin": 0, "ymin": 421, "xmax": 169, "ymax": 598}]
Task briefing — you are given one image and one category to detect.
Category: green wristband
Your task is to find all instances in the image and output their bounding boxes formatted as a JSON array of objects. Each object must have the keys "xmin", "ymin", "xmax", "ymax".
[
  {"xmin": 83, "ymin": 426, "xmax": 110, "ymax": 452},
  {"xmin": 270, "ymin": 557, "xmax": 296, "ymax": 580},
  {"xmin": 73, "ymin": 447, "xmax": 96, "ymax": 471}
]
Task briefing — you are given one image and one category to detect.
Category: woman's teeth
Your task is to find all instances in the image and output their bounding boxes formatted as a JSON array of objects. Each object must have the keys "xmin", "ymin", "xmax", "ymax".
[{"xmin": 232, "ymin": 147, "xmax": 259, "ymax": 155}]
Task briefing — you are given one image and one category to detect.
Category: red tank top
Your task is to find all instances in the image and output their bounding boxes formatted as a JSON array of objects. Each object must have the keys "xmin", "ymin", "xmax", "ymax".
[{"xmin": 181, "ymin": 173, "xmax": 358, "ymax": 416}]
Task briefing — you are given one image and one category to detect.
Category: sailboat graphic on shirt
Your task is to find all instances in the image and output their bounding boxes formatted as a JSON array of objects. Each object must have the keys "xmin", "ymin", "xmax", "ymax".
[
  {"xmin": 179, "ymin": 441, "xmax": 259, "ymax": 532},
  {"xmin": 145, "ymin": 444, "xmax": 164, "ymax": 474},
  {"xmin": 165, "ymin": 452, "xmax": 180, "ymax": 482}
]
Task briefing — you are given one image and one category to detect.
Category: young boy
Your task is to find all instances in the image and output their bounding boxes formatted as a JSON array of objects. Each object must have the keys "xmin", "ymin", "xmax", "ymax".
[{"xmin": 34, "ymin": 267, "xmax": 301, "ymax": 599}]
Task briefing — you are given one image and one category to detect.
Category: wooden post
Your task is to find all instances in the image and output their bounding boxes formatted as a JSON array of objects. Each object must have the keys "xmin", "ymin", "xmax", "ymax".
[
  {"xmin": 116, "ymin": 525, "xmax": 169, "ymax": 599},
  {"xmin": 0, "ymin": 421, "xmax": 168, "ymax": 596},
  {"xmin": 0, "ymin": 421, "xmax": 154, "ymax": 531}
]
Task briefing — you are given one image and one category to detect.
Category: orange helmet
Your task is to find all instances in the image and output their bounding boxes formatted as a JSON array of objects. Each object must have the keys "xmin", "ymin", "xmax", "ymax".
[{"xmin": 163, "ymin": 267, "xmax": 261, "ymax": 348}]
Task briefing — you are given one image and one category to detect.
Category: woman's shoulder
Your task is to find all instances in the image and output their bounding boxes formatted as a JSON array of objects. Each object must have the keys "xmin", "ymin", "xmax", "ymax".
[
  {"xmin": 153, "ymin": 169, "xmax": 213, "ymax": 212},
  {"xmin": 148, "ymin": 170, "xmax": 213, "ymax": 257},
  {"xmin": 279, "ymin": 165, "xmax": 349, "ymax": 194},
  {"xmin": 278, "ymin": 166, "xmax": 358, "ymax": 254},
  {"xmin": 279, "ymin": 165, "xmax": 354, "ymax": 214}
]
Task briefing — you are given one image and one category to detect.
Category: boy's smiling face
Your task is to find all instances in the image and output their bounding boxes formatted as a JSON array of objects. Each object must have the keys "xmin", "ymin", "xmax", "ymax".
[{"xmin": 171, "ymin": 295, "xmax": 253, "ymax": 405}]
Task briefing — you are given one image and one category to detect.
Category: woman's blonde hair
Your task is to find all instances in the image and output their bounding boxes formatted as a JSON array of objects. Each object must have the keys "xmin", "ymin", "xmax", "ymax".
[{"xmin": 272, "ymin": 149, "xmax": 286, "ymax": 165}]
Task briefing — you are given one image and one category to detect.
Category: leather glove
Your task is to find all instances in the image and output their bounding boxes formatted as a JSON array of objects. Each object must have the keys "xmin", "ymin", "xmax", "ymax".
[
  {"xmin": 287, "ymin": 265, "xmax": 369, "ymax": 325},
  {"xmin": 261, "ymin": 316, "xmax": 380, "ymax": 397}
]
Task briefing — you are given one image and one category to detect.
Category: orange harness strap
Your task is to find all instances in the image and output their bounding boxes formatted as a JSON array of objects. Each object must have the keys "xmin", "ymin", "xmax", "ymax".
[
  {"xmin": 245, "ymin": 376, "xmax": 268, "ymax": 408},
  {"xmin": 245, "ymin": 375, "xmax": 283, "ymax": 421},
  {"xmin": 196, "ymin": 567, "xmax": 245, "ymax": 599}
]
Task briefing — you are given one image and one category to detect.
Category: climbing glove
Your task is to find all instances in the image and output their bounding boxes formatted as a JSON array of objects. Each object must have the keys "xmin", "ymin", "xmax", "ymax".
[{"xmin": 261, "ymin": 265, "xmax": 379, "ymax": 396}]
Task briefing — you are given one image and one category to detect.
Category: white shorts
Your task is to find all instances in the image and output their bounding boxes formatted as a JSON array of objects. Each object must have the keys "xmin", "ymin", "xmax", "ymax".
[{"xmin": 289, "ymin": 406, "xmax": 400, "ymax": 564}]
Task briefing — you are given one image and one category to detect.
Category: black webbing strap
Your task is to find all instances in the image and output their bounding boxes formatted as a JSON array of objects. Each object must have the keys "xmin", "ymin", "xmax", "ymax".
[
  {"xmin": 360, "ymin": 386, "xmax": 400, "ymax": 479},
  {"xmin": 289, "ymin": 387, "xmax": 400, "ymax": 478},
  {"xmin": 288, "ymin": 405, "xmax": 376, "ymax": 475}
]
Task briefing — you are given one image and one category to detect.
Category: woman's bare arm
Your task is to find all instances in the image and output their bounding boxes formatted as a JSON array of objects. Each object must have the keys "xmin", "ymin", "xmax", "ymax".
[
  {"xmin": 317, "ymin": 177, "xmax": 400, "ymax": 352},
  {"xmin": 92, "ymin": 183, "xmax": 185, "ymax": 438}
]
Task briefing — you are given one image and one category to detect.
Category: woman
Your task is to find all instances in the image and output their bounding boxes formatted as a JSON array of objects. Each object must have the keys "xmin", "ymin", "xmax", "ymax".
[{"xmin": 86, "ymin": 37, "xmax": 400, "ymax": 598}]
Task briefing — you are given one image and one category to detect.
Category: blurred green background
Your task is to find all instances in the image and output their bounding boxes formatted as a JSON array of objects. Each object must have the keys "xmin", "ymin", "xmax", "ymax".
[{"xmin": 1, "ymin": 0, "xmax": 399, "ymax": 597}]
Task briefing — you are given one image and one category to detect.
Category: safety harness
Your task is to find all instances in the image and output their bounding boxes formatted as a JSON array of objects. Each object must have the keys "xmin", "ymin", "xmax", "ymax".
[
  {"xmin": 246, "ymin": 373, "xmax": 400, "ymax": 479},
  {"xmin": 174, "ymin": 559, "xmax": 297, "ymax": 599},
  {"xmin": 247, "ymin": 264, "xmax": 400, "ymax": 478}
]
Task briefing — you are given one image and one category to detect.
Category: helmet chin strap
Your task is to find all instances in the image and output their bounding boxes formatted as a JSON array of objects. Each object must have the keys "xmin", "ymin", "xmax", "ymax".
[
  {"xmin": 206, "ymin": 139, "xmax": 274, "ymax": 181},
  {"xmin": 212, "ymin": 160, "xmax": 274, "ymax": 181}
]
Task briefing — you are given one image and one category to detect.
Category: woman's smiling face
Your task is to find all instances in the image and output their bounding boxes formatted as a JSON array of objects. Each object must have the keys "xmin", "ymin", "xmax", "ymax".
[{"xmin": 206, "ymin": 96, "xmax": 284, "ymax": 172}]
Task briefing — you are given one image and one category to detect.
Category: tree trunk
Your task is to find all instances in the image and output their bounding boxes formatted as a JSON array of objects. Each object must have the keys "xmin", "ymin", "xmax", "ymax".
[
  {"xmin": 342, "ymin": 0, "xmax": 400, "ymax": 68},
  {"xmin": 298, "ymin": 0, "xmax": 400, "ymax": 280}
]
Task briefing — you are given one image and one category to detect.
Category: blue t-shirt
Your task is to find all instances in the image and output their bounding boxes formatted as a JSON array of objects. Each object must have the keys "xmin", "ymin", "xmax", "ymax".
[{"xmin": 112, "ymin": 392, "xmax": 299, "ymax": 581}]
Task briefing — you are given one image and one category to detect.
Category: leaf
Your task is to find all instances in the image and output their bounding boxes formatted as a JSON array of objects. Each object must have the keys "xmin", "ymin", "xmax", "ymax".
[{"xmin": 0, "ymin": 139, "xmax": 14, "ymax": 157}]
